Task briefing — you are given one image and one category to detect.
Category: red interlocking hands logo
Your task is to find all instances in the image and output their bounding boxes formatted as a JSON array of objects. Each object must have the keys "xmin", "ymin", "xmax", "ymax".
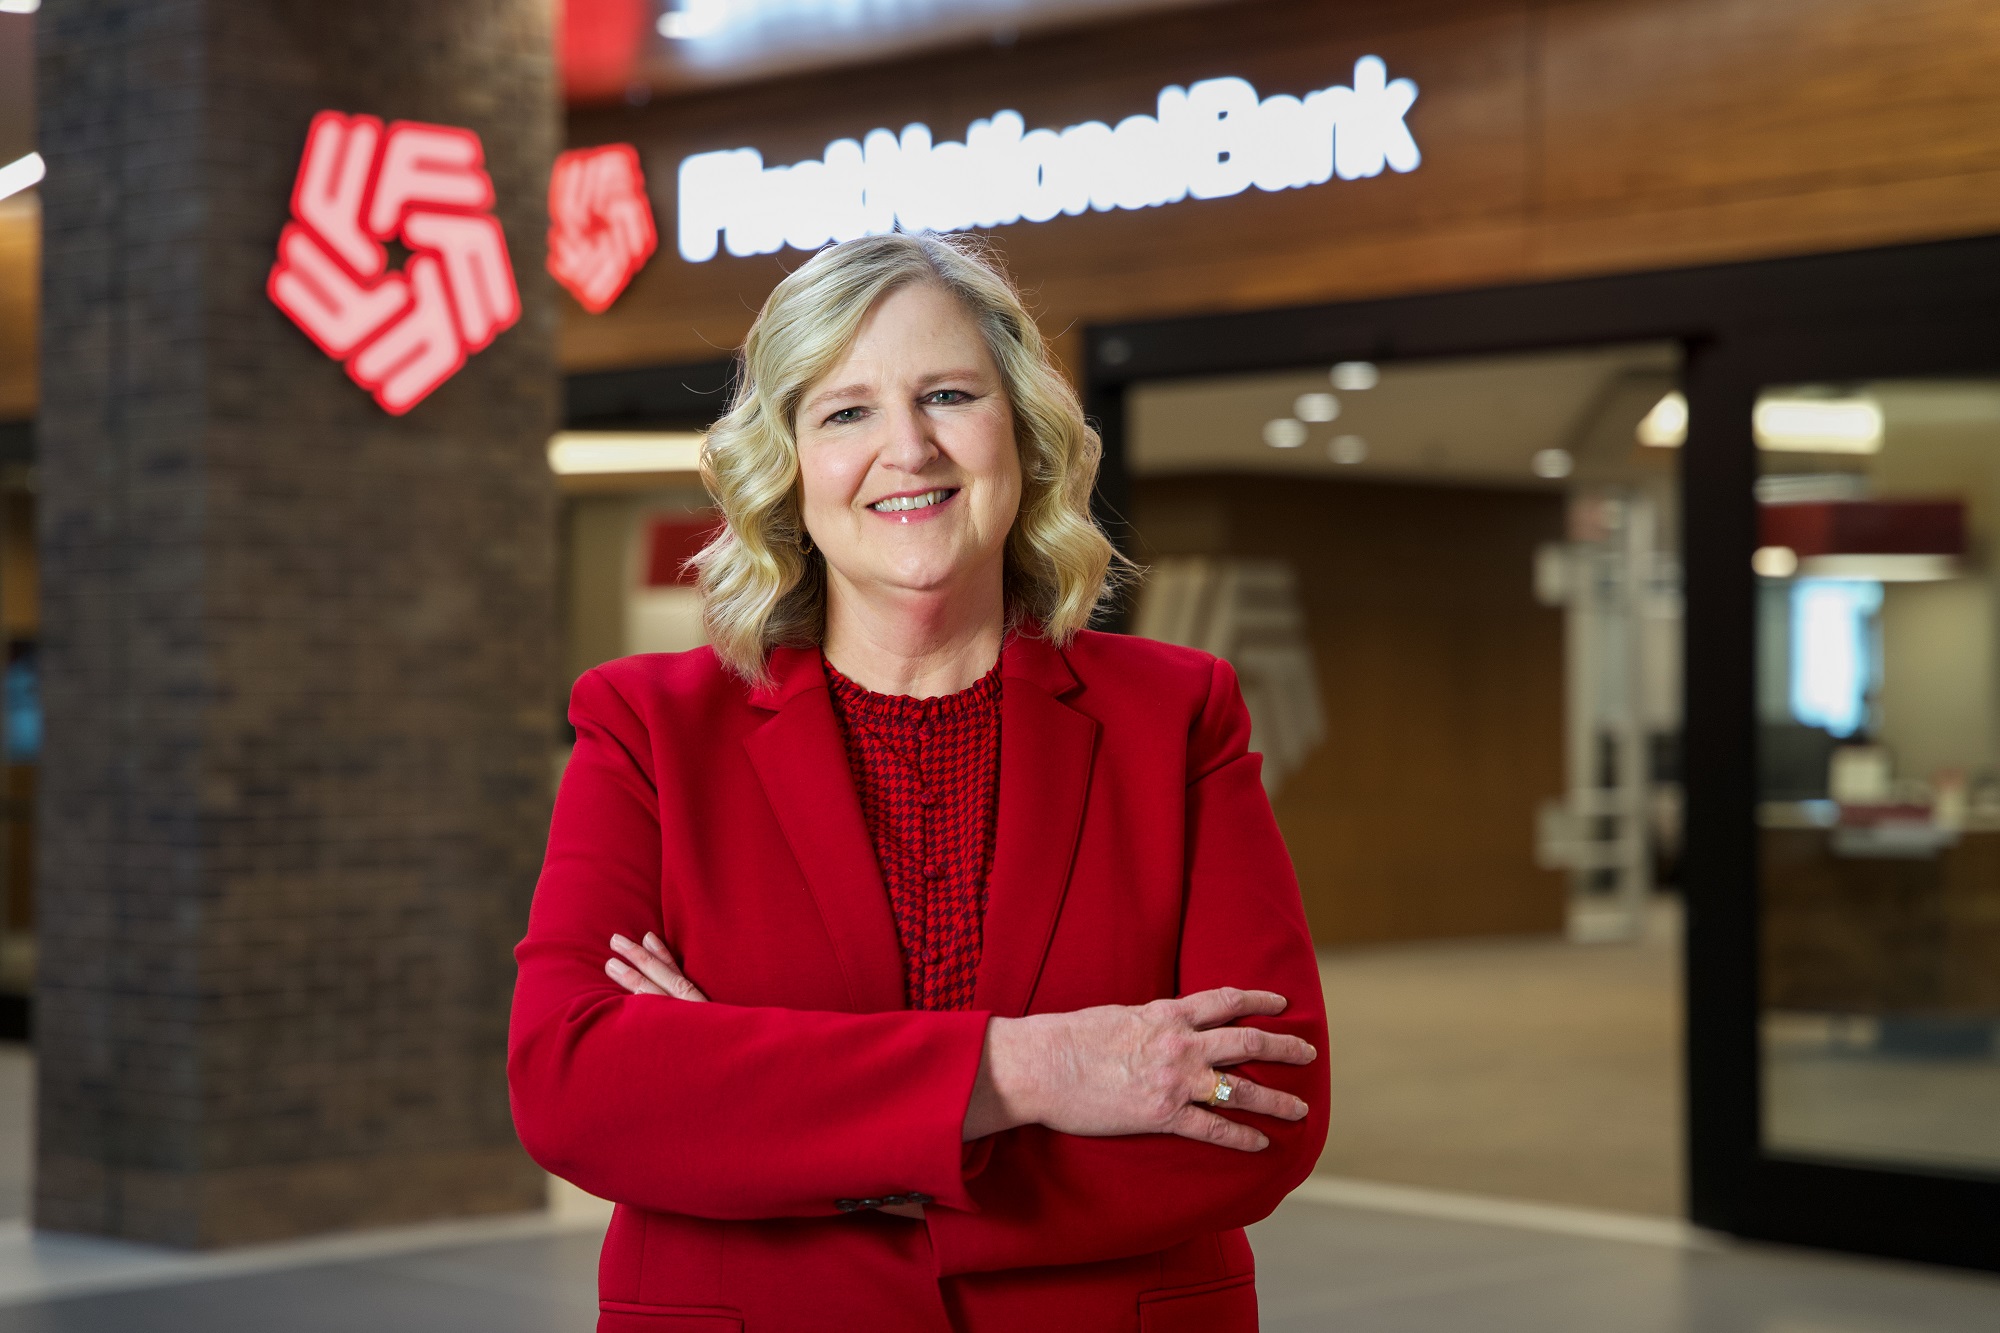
[
  {"xmin": 548, "ymin": 144, "xmax": 657, "ymax": 314},
  {"xmin": 268, "ymin": 112, "xmax": 521, "ymax": 415}
]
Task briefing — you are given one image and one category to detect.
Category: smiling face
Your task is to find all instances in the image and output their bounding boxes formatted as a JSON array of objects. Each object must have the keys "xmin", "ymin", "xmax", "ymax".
[{"xmin": 794, "ymin": 281, "xmax": 1023, "ymax": 622}]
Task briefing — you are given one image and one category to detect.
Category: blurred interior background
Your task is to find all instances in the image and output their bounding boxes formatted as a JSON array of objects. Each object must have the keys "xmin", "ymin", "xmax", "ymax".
[{"xmin": 0, "ymin": 0, "xmax": 1998, "ymax": 1328}]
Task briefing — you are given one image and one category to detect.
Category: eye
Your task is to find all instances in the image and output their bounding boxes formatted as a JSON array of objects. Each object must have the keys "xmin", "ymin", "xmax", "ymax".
[
  {"xmin": 825, "ymin": 406, "xmax": 865, "ymax": 425},
  {"xmin": 924, "ymin": 389, "xmax": 973, "ymax": 406}
]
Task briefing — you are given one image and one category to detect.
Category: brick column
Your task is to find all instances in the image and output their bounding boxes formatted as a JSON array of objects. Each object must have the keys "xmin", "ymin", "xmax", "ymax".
[{"xmin": 34, "ymin": 1, "xmax": 557, "ymax": 1246}]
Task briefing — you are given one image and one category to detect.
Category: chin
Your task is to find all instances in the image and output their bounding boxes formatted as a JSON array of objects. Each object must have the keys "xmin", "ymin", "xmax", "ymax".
[
  {"xmin": 880, "ymin": 568, "xmax": 968, "ymax": 596},
  {"xmin": 869, "ymin": 554, "xmax": 982, "ymax": 596}
]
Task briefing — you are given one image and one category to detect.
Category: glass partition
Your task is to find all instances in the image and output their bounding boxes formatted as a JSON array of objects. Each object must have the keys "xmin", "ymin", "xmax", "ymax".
[{"xmin": 1755, "ymin": 379, "xmax": 2000, "ymax": 1176}]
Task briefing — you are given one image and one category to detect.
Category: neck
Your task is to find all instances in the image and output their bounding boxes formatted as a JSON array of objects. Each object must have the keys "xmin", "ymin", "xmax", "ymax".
[{"xmin": 822, "ymin": 564, "xmax": 1005, "ymax": 698}]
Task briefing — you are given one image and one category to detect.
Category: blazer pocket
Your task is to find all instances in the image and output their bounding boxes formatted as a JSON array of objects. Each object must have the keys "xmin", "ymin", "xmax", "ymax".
[
  {"xmin": 599, "ymin": 1301, "xmax": 743, "ymax": 1333},
  {"xmin": 1138, "ymin": 1274, "xmax": 1257, "ymax": 1333}
]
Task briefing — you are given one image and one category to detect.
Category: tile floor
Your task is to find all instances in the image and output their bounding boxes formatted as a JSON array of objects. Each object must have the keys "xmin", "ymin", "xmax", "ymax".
[
  {"xmin": 0, "ymin": 1195, "xmax": 1990, "ymax": 1332},
  {"xmin": 1316, "ymin": 901, "xmax": 1683, "ymax": 1215}
]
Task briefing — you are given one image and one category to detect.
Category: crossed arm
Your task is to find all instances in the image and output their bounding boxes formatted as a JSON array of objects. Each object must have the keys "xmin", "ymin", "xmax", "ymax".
[{"xmin": 608, "ymin": 930, "xmax": 1314, "ymax": 1162}]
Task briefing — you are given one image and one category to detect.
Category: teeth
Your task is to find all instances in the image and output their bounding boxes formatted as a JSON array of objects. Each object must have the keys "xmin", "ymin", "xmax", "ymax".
[{"xmin": 871, "ymin": 489, "xmax": 953, "ymax": 513}]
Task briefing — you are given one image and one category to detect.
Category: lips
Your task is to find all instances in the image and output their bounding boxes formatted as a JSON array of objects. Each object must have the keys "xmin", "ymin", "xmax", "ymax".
[{"xmin": 868, "ymin": 487, "xmax": 958, "ymax": 513}]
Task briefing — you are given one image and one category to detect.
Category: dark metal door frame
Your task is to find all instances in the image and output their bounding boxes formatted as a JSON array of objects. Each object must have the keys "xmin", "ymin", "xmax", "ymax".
[{"xmin": 1680, "ymin": 311, "xmax": 2000, "ymax": 1271}]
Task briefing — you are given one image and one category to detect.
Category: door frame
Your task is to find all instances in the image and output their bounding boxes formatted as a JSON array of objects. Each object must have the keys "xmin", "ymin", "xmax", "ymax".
[
  {"xmin": 1681, "ymin": 311, "xmax": 2000, "ymax": 1270},
  {"xmin": 1075, "ymin": 231, "xmax": 2000, "ymax": 1272}
]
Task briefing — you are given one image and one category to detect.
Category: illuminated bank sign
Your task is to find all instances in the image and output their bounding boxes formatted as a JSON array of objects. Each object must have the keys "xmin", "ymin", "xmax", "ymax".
[{"xmin": 677, "ymin": 56, "xmax": 1419, "ymax": 262}]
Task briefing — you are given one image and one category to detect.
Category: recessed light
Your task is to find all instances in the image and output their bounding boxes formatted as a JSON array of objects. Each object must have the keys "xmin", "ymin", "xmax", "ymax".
[
  {"xmin": 1294, "ymin": 392, "xmax": 1340, "ymax": 423},
  {"xmin": 1263, "ymin": 418, "xmax": 1308, "ymax": 449},
  {"xmin": 1329, "ymin": 434, "xmax": 1367, "ymax": 465},
  {"xmin": 1636, "ymin": 391, "xmax": 1687, "ymax": 448},
  {"xmin": 1752, "ymin": 545, "xmax": 1799, "ymax": 578},
  {"xmin": 1331, "ymin": 361, "xmax": 1379, "ymax": 391},
  {"xmin": 1532, "ymin": 448, "xmax": 1573, "ymax": 479}
]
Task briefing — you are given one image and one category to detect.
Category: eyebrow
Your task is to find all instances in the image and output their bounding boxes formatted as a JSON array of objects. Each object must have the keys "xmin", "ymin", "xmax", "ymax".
[
  {"xmin": 916, "ymin": 368, "xmax": 989, "ymax": 390},
  {"xmin": 802, "ymin": 382, "xmax": 872, "ymax": 414}
]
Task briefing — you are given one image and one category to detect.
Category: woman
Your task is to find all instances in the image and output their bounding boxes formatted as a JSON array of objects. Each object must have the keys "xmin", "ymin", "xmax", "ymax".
[{"xmin": 509, "ymin": 232, "xmax": 1329, "ymax": 1333}]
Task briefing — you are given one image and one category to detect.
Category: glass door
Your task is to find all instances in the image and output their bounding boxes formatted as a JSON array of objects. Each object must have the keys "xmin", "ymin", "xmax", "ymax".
[{"xmin": 1685, "ymin": 315, "xmax": 2000, "ymax": 1271}]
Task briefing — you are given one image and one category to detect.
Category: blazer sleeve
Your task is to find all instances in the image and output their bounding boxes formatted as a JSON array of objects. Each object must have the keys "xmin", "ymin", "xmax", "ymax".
[
  {"xmin": 924, "ymin": 655, "xmax": 1331, "ymax": 1275},
  {"xmin": 507, "ymin": 667, "xmax": 992, "ymax": 1220}
]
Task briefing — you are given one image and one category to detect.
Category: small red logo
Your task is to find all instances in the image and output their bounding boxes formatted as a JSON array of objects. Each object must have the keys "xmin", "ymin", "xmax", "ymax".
[
  {"xmin": 548, "ymin": 144, "xmax": 657, "ymax": 313},
  {"xmin": 268, "ymin": 112, "xmax": 521, "ymax": 415}
]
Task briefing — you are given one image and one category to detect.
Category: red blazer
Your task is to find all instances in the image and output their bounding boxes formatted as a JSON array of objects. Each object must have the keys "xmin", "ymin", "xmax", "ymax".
[{"xmin": 509, "ymin": 629, "xmax": 1330, "ymax": 1333}]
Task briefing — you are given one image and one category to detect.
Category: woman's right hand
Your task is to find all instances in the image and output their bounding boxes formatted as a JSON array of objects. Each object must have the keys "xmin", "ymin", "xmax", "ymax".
[
  {"xmin": 602, "ymin": 938, "xmax": 1314, "ymax": 1154},
  {"xmin": 965, "ymin": 988, "xmax": 1317, "ymax": 1152}
]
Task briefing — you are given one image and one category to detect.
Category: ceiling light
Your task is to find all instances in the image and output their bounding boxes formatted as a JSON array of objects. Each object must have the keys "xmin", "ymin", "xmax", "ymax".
[
  {"xmin": 658, "ymin": 0, "xmax": 731, "ymax": 39},
  {"xmin": 1262, "ymin": 418, "xmax": 1308, "ymax": 449},
  {"xmin": 1532, "ymin": 448, "xmax": 1573, "ymax": 479},
  {"xmin": 1754, "ymin": 395, "xmax": 1883, "ymax": 453},
  {"xmin": 0, "ymin": 1, "xmax": 40, "ymax": 13},
  {"xmin": 548, "ymin": 431, "xmax": 705, "ymax": 475},
  {"xmin": 1329, "ymin": 434, "xmax": 1367, "ymax": 465},
  {"xmin": 0, "ymin": 152, "xmax": 44, "ymax": 205},
  {"xmin": 1797, "ymin": 554, "xmax": 1960, "ymax": 582},
  {"xmin": 1755, "ymin": 473, "xmax": 1868, "ymax": 504},
  {"xmin": 1636, "ymin": 391, "xmax": 1687, "ymax": 448},
  {"xmin": 1330, "ymin": 361, "xmax": 1379, "ymax": 391},
  {"xmin": 1752, "ymin": 545, "xmax": 1798, "ymax": 578},
  {"xmin": 1294, "ymin": 392, "xmax": 1339, "ymax": 423}
]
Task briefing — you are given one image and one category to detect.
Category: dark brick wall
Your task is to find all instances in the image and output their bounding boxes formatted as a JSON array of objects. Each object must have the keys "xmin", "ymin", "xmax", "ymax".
[{"xmin": 35, "ymin": 0, "xmax": 558, "ymax": 1246}]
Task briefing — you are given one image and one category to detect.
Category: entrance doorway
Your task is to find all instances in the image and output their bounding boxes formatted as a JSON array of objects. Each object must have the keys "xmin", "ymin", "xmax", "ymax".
[
  {"xmin": 1084, "ymin": 230, "xmax": 2000, "ymax": 1271},
  {"xmin": 1120, "ymin": 344, "xmax": 1686, "ymax": 1216}
]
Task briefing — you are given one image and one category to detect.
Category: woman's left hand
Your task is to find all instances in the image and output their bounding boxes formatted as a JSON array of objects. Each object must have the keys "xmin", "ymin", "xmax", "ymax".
[{"xmin": 603, "ymin": 934, "xmax": 928, "ymax": 1221}]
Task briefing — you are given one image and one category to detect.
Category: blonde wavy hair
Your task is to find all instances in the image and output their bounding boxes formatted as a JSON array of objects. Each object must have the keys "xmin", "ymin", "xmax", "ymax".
[{"xmin": 690, "ymin": 232, "xmax": 1127, "ymax": 682}]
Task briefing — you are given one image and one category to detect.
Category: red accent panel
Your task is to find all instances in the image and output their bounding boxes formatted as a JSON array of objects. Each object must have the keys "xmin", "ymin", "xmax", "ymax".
[
  {"xmin": 1759, "ymin": 499, "xmax": 1966, "ymax": 557},
  {"xmin": 561, "ymin": 0, "xmax": 652, "ymax": 105},
  {"xmin": 644, "ymin": 518, "xmax": 721, "ymax": 587}
]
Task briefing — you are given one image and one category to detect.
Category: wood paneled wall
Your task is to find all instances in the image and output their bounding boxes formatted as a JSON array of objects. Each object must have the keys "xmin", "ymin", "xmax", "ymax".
[
  {"xmin": 0, "ymin": 198, "xmax": 33, "ymax": 419},
  {"xmin": 562, "ymin": 0, "xmax": 2000, "ymax": 373},
  {"xmin": 1134, "ymin": 474, "xmax": 1569, "ymax": 946}
]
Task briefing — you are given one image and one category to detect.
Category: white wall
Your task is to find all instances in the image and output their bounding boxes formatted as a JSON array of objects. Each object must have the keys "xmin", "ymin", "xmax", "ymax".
[{"xmin": 1875, "ymin": 576, "xmax": 1997, "ymax": 782}]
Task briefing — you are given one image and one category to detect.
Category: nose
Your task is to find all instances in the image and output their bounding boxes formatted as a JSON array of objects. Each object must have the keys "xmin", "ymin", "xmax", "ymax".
[{"xmin": 879, "ymin": 399, "xmax": 939, "ymax": 473}]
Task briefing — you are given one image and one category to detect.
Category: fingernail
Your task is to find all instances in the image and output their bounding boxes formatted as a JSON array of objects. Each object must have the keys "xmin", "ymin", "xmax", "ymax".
[
  {"xmin": 1304, "ymin": 1045, "xmax": 1318, "ymax": 1061},
  {"xmin": 643, "ymin": 933, "xmax": 662, "ymax": 950},
  {"xmin": 606, "ymin": 959, "xmax": 627, "ymax": 973},
  {"xmin": 1292, "ymin": 1099, "xmax": 1308, "ymax": 1118},
  {"xmin": 1253, "ymin": 1135, "xmax": 1270, "ymax": 1150},
  {"xmin": 611, "ymin": 934, "xmax": 631, "ymax": 949}
]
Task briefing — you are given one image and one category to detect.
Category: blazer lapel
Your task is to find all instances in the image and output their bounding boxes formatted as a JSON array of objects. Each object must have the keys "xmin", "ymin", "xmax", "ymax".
[
  {"xmin": 976, "ymin": 633, "xmax": 1098, "ymax": 1018},
  {"xmin": 743, "ymin": 648, "xmax": 906, "ymax": 1014}
]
